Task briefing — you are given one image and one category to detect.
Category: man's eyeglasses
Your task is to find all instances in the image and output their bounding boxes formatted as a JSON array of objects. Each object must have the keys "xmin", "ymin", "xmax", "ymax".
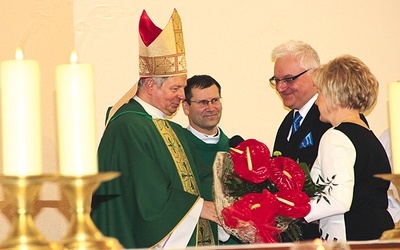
[
  {"xmin": 269, "ymin": 69, "xmax": 311, "ymax": 86},
  {"xmin": 187, "ymin": 97, "xmax": 221, "ymax": 108}
]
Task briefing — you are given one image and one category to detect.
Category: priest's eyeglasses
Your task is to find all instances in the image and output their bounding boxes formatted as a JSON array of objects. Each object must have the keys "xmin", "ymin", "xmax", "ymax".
[
  {"xmin": 269, "ymin": 69, "xmax": 311, "ymax": 86},
  {"xmin": 187, "ymin": 97, "xmax": 221, "ymax": 108}
]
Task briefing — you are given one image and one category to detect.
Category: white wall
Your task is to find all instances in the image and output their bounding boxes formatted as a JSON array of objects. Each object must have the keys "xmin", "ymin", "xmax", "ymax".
[
  {"xmin": 0, "ymin": 0, "xmax": 399, "ymax": 242},
  {"xmin": 75, "ymin": 0, "xmax": 400, "ymax": 148}
]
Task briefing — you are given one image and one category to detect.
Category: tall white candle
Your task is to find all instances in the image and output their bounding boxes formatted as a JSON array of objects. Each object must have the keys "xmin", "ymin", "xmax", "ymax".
[
  {"xmin": 0, "ymin": 48, "xmax": 42, "ymax": 176},
  {"xmin": 56, "ymin": 51, "xmax": 98, "ymax": 176},
  {"xmin": 389, "ymin": 82, "xmax": 400, "ymax": 174}
]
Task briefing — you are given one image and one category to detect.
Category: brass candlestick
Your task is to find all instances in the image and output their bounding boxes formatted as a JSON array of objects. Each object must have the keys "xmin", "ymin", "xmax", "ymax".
[
  {"xmin": 375, "ymin": 173, "xmax": 400, "ymax": 240},
  {"xmin": 0, "ymin": 175, "xmax": 60, "ymax": 250},
  {"xmin": 58, "ymin": 172, "xmax": 122, "ymax": 250}
]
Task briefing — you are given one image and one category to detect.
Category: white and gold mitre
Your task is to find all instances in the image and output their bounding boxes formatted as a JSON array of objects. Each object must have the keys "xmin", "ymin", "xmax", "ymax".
[
  {"xmin": 104, "ymin": 9, "xmax": 187, "ymax": 126},
  {"xmin": 138, "ymin": 9, "xmax": 186, "ymax": 77}
]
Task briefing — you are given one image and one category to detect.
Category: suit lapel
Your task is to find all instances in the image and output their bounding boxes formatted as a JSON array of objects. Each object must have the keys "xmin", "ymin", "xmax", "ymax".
[{"xmin": 273, "ymin": 110, "xmax": 294, "ymax": 152}]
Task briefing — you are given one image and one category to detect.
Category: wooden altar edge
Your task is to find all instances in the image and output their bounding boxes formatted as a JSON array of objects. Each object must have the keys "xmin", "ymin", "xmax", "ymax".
[{"xmin": 182, "ymin": 239, "xmax": 400, "ymax": 250}]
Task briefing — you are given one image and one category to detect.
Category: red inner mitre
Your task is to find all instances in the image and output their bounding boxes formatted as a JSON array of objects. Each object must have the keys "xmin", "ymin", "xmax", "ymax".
[{"xmin": 139, "ymin": 10, "xmax": 162, "ymax": 47}]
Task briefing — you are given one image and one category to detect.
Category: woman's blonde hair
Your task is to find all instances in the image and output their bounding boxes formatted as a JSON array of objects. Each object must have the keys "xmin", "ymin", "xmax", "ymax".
[{"xmin": 312, "ymin": 55, "xmax": 378, "ymax": 112}]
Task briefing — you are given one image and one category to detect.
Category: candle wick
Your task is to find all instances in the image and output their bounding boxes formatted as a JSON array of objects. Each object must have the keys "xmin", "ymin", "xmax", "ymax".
[
  {"xmin": 16, "ymin": 47, "xmax": 24, "ymax": 60},
  {"xmin": 70, "ymin": 50, "xmax": 78, "ymax": 64}
]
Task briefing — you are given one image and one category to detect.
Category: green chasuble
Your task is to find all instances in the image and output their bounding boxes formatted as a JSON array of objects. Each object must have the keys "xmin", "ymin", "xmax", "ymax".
[
  {"xmin": 91, "ymin": 99, "xmax": 213, "ymax": 248},
  {"xmin": 183, "ymin": 129, "xmax": 229, "ymax": 202},
  {"xmin": 184, "ymin": 129, "xmax": 242, "ymax": 245}
]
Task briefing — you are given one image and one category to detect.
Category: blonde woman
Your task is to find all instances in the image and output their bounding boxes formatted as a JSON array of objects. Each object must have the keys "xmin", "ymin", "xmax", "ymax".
[{"xmin": 304, "ymin": 55, "xmax": 394, "ymax": 241}]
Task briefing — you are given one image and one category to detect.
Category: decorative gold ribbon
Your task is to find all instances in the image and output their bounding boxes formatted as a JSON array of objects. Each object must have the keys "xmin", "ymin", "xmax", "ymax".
[{"xmin": 153, "ymin": 119, "xmax": 215, "ymax": 246}]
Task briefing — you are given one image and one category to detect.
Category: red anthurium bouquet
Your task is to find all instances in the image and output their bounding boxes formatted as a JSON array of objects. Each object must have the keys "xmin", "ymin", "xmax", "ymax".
[
  {"xmin": 222, "ymin": 189, "xmax": 281, "ymax": 243},
  {"xmin": 213, "ymin": 139, "xmax": 320, "ymax": 243}
]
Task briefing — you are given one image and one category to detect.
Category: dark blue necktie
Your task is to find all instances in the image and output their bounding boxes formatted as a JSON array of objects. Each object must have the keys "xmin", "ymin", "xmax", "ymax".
[
  {"xmin": 292, "ymin": 111, "xmax": 302, "ymax": 136},
  {"xmin": 292, "ymin": 111, "xmax": 313, "ymax": 148}
]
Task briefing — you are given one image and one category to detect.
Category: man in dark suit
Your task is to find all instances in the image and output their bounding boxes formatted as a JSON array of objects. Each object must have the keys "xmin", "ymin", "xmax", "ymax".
[{"xmin": 270, "ymin": 40, "xmax": 331, "ymax": 241}]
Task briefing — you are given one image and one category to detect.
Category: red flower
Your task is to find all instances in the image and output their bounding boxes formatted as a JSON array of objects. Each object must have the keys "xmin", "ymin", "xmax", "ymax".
[
  {"xmin": 222, "ymin": 189, "xmax": 278, "ymax": 228},
  {"xmin": 269, "ymin": 156, "xmax": 305, "ymax": 191},
  {"xmin": 274, "ymin": 190, "xmax": 311, "ymax": 218},
  {"xmin": 222, "ymin": 189, "xmax": 281, "ymax": 243},
  {"xmin": 230, "ymin": 139, "xmax": 271, "ymax": 183}
]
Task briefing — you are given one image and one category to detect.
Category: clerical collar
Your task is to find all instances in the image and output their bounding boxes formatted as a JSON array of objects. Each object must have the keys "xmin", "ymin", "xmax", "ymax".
[
  {"xmin": 295, "ymin": 93, "xmax": 318, "ymax": 122},
  {"xmin": 133, "ymin": 95, "xmax": 166, "ymax": 119},
  {"xmin": 187, "ymin": 125, "xmax": 220, "ymax": 144}
]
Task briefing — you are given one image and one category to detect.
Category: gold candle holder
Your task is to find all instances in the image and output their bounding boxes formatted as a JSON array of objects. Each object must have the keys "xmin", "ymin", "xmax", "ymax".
[
  {"xmin": 375, "ymin": 173, "xmax": 400, "ymax": 240},
  {"xmin": 0, "ymin": 175, "xmax": 60, "ymax": 250},
  {"xmin": 59, "ymin": 172, "xmax": 122, "ymax": 250}
]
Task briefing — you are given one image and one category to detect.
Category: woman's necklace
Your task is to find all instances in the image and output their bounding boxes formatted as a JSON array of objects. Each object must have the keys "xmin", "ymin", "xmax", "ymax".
[{"xmin": 335, "ymin": 116, "xmax": 368, "ymax": 129}]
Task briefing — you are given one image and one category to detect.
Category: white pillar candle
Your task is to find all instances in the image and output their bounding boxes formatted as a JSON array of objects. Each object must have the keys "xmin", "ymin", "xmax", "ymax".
[
  {"xmin": 389, "ymin": 82, "xmax": 400, "ymax": 174},
  {"xmin": 0, "ymin": 48, "xmax": 42, "ymax": 176},
  {"xmin": 56, "ymin": 51, "xmax": 98, "ymax": 176}
]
